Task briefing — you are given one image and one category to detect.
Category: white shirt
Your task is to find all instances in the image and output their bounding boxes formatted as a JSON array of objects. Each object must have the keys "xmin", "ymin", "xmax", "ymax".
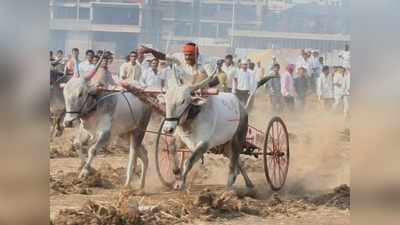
[
  {"xmin": 140, "ymin": 68, "xmax": 164, "ymax": 89},
  {"xmin": 339, "ymin": 51, "xmax": 351, "ymax": 68},
  {"xmin": 255, "ymin": 66, "xmax": 264, "ymax": 81},
  {"xmin": 317, "ymin": 73, "xmax": 334, "ymax": 99},
  {"xmin": 295, "ymin": 56, "xmax": 311, "ymax": 76},
  {"xmin": 280, "ymin": 72, "xmax": 296, "ymax": 97},
  {"xmin": 221, "ymin": 63, "xmax": 238, "ymax": 90},
  {"xmin": 78, "ymin": 60, "xmax": 95, "ymax": 76},
  {"xmin": 236, "ymin": 69, "xmax": 257, "ymax": 94},
  {"xmin": 137, "ymin": 59, "xmax": 150, "ymax": 72},
  {"xmin": 309, "ymin": 56, "xmax": 322, "ymax": 75},
  {"xmin": 333, "ymin": 73, "xmax": 350, "ymax": 98}
]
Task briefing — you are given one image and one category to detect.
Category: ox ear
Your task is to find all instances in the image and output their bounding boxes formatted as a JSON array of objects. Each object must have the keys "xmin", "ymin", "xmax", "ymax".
[{"xmin": 191, "ymin": 96, "xmax": 207, "ymax": 106}]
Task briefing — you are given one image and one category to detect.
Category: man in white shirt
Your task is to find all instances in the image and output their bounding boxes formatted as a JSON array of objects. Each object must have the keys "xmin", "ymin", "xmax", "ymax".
[
  {"xmin": 255, "ymin": 61, "xmax": 265, "ymax": 82},
  {"xmin": 317, "ymin": 65, "xmax": 334, "ymax": 110},
  {"xmin": 119, "ymin": 51, "xmax": 142, "ymax": 84},
  {"xmin": 281, "ymin": 64, "xmax": 296, "ymax": 112},
  {"xmin": 79, "ymin": 49, "xmax": 95, "ymax": 76},
  {"xmin": 333, "ymin": 66, "xmax": 350, "ymax": 117},
  {"xmin": 235, "ymin": 61, "xmax": 257, "ymax": 106},
  {"xmin": 295, "ymin": 49, "xmax": 311, "ymax": 76},
  {"xmin": 268, "ymin": 56, "xmax": 278, "ymax": 72},
  {"xmin": 309, "ymin": 50, "xmax": 322, "ymax": 93},
  {"xmin": 140, "ymin": 58, "xmax": 164, "ymax": 89},
  {"xmin": 221, "ymin": 54, "xmax": 239, "ymax": 93},
  {"xmin": 338, "ymin": 44, "xmax": 350, "ymax": 69}
]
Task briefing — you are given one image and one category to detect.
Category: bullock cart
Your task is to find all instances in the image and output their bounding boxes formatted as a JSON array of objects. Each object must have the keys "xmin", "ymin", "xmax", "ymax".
[{"xmin": 124, "ymin": 84, "xmax": 290, "ymax": 191}]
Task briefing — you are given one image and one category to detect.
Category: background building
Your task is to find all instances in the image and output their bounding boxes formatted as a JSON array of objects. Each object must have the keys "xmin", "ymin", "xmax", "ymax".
[{"xmin": 49, "ymin": 0, "xmax": 350, "ymax": 57}]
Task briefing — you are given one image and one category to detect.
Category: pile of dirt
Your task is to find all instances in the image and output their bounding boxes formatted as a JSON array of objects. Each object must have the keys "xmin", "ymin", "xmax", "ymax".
[
  {"xmin": 51, "ymin": 200, "xmax": 143, "ymax": 225},
  {"xmin": 309, "ymin": 184, "xmax": 350, "ymax": 209},
  {"xmin": 50, "ymin": 146, "xmax": 77, "ymax": 159},
  {"xmin": 265, "ymin": 193, "xmax": 315, "ymax": 216},
  {"xmin": 50, "ymin": 163, "xmax": 125, "ymax": 195},
  {"xmin": 52, "ymin": 186, "xmax": 350, "ymax": 224}
]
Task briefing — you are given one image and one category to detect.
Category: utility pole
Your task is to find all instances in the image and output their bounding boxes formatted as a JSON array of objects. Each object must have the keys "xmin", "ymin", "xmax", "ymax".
[
  {"xmin": 230, "ymin": 0, "xmax": 236, "ymax": 50},
  {"xmin": 76, "ymin": 0, "xmax": 80, "ymax": 21}
]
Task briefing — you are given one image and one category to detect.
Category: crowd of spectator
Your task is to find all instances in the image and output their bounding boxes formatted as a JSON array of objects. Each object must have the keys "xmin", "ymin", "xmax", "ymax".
[{"xmin": 50, "ymin": 43, "xmax": 350, "ymax": 118}]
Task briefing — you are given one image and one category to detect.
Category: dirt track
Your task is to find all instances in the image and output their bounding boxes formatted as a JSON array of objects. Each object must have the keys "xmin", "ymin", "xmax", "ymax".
[{"xmin": 50, "ymin": 92, "xmax": 350, "ymax": 224}]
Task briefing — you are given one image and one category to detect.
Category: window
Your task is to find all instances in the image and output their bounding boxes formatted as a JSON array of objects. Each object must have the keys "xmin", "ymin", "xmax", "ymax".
[
  {"xmin": 79, "ymin": 7, "xmax": 90, "ymax": 20},
  {"xmin": 53, "ymin": 6, "xmax": 77, "ymax": 19},
  {"xmin": 200, "ymin": 23, "xmax": 217, "ymax": 38},
  {"xmin": 92, "ymin": 4, "xmax": 140, "ymax": 25},
  {"xmin": 175, "ymin": 22, "xmax": 192, "ymax": 36}
]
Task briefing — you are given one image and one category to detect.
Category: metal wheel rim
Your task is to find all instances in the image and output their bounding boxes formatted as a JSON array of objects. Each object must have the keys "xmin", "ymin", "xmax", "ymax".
[{"xmin": 263, "ymin": 117, "xmax": 290, "ymax": 191}]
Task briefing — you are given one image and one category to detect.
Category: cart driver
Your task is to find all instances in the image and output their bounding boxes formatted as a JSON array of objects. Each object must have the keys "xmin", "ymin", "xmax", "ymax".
[{"xmin": 139, "ymin": 42, "xmax": 218, "ymax": 87}]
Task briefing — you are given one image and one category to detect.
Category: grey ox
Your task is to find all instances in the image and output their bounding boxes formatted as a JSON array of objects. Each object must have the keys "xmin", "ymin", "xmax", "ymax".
[
  {"xmin": 162, "ymin": 64, "xmax": 255, "ymax": 191},
  {"xmin": 62, "ymin": 57, "xmax": 152, "ymax": 191}
]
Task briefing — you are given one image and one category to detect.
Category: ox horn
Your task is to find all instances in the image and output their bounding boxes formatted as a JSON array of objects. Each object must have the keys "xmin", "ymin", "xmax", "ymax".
[
  {"xmin": 171, "ymin": 64, "xmax": 182, "ymax": 87},
  {"xmin": 189, "ymin": 63, "xmax": 217, "ymax": 91}
]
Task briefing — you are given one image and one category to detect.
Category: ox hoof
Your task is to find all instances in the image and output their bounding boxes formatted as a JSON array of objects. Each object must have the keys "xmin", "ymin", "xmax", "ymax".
[
  {"xmin": 55, "ymin": 129, "xmax": 63, "ymax": 137},
  {"xmin": 78, "ymin": 168, "xmax": 91, "ymax": 179}
]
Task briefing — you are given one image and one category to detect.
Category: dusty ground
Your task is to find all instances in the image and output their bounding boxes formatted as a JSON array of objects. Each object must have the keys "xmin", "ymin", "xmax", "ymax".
[{"xmin": 50, "ymin": 91, "xmax": 350, "ymax": 225}]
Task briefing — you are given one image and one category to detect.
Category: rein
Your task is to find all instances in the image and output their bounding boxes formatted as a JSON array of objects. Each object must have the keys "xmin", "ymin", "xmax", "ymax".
[{"xmin": 65, "ymin": 91, "xmax": 121, "ymax": 118}]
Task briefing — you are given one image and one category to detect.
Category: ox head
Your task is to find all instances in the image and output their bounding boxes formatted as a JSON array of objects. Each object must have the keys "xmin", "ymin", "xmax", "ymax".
[
  {"xmin": 162, "ymin": 64, "xmax": 217, "ymax": 134},
  {"xmin": 62, "ymin": 73, "xmax": 97, "ymax": 127}
]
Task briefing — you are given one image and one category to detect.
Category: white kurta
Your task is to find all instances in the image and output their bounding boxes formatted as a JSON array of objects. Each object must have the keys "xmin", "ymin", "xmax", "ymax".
[{"xmin": 317, "ymin": 73, "xmax": 334, "ymax": 99}]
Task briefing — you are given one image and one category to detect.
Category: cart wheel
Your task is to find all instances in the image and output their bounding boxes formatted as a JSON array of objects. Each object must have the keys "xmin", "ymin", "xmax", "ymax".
[
  {"xmin": 155, "ymin": 119, "xmax": 187, "ymax": 188},
  {"xmin": 263, "ymin": 116, "xmax": 290, "ymax": 191}
]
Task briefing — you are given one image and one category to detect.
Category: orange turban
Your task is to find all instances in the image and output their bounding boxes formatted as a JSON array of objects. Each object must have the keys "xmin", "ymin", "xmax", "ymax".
[{"xmin": 182, "ymin": 43, "xmax": 199, "ymax": 55}]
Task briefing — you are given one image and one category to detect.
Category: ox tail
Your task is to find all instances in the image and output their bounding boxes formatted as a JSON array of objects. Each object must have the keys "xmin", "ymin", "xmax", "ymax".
[{"xmin": 245, "ymin": 75, "xmax": 280, "ymax": 109}]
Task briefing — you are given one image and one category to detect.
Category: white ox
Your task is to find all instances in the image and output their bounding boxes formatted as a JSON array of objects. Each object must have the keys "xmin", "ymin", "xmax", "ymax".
[
  {"xmin": 62, "ymin": 57, "xmax": 152, "ymax": 191},
  {"xmin": 162, "ymin": 65, "xmax": 254, "ymax": 191}
]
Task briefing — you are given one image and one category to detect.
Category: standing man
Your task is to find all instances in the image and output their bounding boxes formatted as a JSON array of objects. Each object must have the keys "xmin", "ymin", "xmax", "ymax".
[
  {"xmin": 339, "ymin": 44, "xmax": 351, "ymax": 69},
  {"xmin": 317, "ymin": 65, "xmax": 334, "ymax": 110},
  {"xmin": 51, "ymin": 50, "xmax": 66, "ymax": 77},
  {"xmin": 255, "ymin": 61, "xmax": 265, "ymax": 82},
  {"xmin": 79, "ymin": 49, "xmax": 95, "ymax": 76},
  {"xmin": 296, "ymin": 49, "xmax": 310, "ymax": 76},
  {"xmin": 215, "ymin": 59, "xmax": 228, "ymax": 92},
  {"xmin": 221, "ymin": 54, "xmax": 239, "ymax": 93},
  {"xmin": 140, "ymin": 58, "xmax": 164, "ymax": 89},
  {"xmin": 64, "ymin": 48, "xmax": 80, "ymax": 76},
  {"xmin": 235, "ymin": 61, "xmax": 257, "ymax": 106},
  {"xmin": 293, "ymin": 67, "xmax": 309, "ymax": 112},
  {"xmin": 119, "ymin": 51, "xmax": 142, "ymax": 84},
  {"xmin": 281, "ymin": 64, "xmax": 296, "ymax": 112},
  {"xmin": 268, "ymin": 56, "xmax": 278, "ymax": 72},
  {"xmin": 309, "ymin": 50, "xmax": 322, "ymax": 93},
  {"xmin": 266, "ymin": 63, "xmax": 283, "ymax": 114},
  {"xmin": 333, "ymin": 66, "xmax": 350, "ymax": 117}
]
